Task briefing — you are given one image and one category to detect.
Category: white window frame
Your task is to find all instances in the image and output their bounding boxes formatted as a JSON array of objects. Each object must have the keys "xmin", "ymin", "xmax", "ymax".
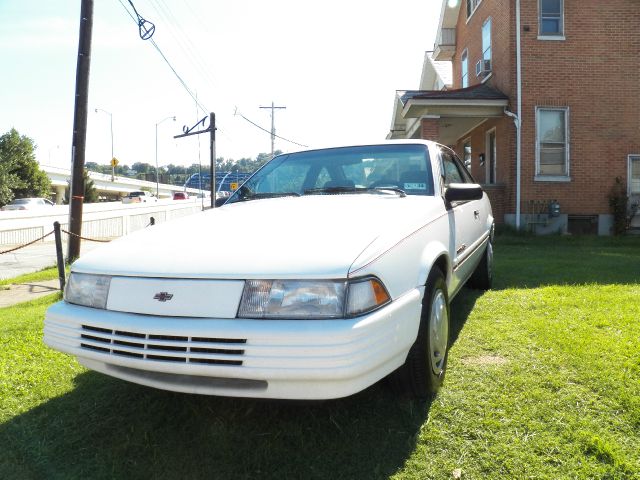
[
  {"xmin": 535, "ymin": 107, "xmax": 570, "ymax": 182},
  {"xmin": 629, "ymin": 155, "xmax": 640, "ymax": 196},
  {"xmin": 461, "ymin": 49, "xmax": 469, "ymax": 88},
  {"xmin": 466, "ymin": 0, "xmax": 483, "ymax": 21},
  {"xmin": 538, "ymin": 0, "xmax": 565, "ymax": 40}
]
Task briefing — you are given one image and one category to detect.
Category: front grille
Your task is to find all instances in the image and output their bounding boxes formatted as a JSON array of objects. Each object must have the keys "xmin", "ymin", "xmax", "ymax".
[{"xmin": 80, "ymin": 324, "xmax": 246, "ymax": 366}]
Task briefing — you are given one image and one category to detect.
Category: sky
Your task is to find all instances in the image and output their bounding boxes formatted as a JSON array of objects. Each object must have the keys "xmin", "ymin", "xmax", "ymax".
[{"xmin": 0, "ymin": 0, "xmax": 441, "ymax": 171}]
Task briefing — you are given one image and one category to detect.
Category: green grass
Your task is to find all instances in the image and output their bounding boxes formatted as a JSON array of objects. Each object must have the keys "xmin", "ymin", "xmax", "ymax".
[
  {"xmin": 1, "ymin": 236, "xmax": 639, "ymax": 479},
  {"xmin": 0, "ymin": 266, "xmax": 67, "ymax": 287}
]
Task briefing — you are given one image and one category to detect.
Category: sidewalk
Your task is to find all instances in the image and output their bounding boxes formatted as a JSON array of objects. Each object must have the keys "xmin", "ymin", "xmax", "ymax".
[
  {"xmin": 0, "ymin": 279, "xmax": 61, "ymax": 308},
  {"xmin": 0, "ymin": 240, "xmax": 104, "ymax": 308},
  {"xmin": 0, "ymin": 240, "xmax": 103, "ymax": 280}
]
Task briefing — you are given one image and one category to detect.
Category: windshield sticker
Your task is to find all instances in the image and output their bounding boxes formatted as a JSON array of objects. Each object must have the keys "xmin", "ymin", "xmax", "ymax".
[{"xmin": 403, "ymin": 183, "xmax": 427, "ymax": 190}]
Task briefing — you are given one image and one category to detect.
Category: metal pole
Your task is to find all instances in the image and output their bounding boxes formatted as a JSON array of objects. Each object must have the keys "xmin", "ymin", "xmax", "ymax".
[
  {"xmin": 210, "ymin": 112, "xmax": 216, "ymax": 209},
  {"xmin": 68, "ymin": 0, "xmax": 94, "ymax": 263},
  {"xmin": 54, "ymin": 222, "xmax": 66, "ymax": 291},
  {"xmin": 109, "ymin": 113, "xmax": 114, "ymax": 181},
  {"xmin": 155, "ymin": 122, "xmax": 159, "ymax": 197}
]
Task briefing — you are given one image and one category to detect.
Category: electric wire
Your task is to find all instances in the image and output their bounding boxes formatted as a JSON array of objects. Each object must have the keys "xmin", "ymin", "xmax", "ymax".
[
  {"xmin": 146, "ymin": 0, "xmax": 219, "ymax": 92},
  {"xmin": 117, "ymin": 0, "xmax": 209, "ymax": 113},
  {"xmin": 234, "ymin": 109, "xmax": 308, "ymax": 148},
  {"xmin": 117, "ymin": 0, "xmax": 308, "ymax": 150}
]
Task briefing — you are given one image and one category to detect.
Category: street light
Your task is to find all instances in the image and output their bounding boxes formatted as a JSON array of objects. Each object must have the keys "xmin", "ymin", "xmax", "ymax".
[
  {"xmin": 155, "ymin": 115, "xmax": 176, "ymax": 197},
  {"xmin": 95, "ymin": 108, "xmax": 114, "ymax": 181}
]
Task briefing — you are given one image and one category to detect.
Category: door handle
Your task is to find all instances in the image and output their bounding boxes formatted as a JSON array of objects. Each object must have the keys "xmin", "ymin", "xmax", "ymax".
[{"xmin": 474, "ymin": 210, "xmax": 480, "ymax": 219}]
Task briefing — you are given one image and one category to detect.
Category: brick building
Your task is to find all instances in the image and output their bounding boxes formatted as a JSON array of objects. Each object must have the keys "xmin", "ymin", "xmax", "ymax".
[{"xmin": 388, "ymin": 0, "xmax": 640, "ymax": 234}]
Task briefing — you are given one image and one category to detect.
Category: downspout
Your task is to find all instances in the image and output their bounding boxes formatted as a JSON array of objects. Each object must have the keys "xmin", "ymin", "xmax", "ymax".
[{"xmin": 514, "ymin": 0, "xmax": 522, "ymax": 229}]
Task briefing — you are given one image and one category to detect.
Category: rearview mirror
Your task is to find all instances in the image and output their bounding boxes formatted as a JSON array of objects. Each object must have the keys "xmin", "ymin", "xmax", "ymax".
[{"xmin": 445, "ymin": 183, "xmax": 483, "ymax": 203}]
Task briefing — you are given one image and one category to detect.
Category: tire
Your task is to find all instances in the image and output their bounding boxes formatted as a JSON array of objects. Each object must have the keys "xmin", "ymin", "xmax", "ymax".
[
  {"xmin": 468, "ymin": 239, "xmax": 493, "ymax": 290},
  {"xmin": 389, "ymin": 267, "xmax": 450, "ymax": 399}
]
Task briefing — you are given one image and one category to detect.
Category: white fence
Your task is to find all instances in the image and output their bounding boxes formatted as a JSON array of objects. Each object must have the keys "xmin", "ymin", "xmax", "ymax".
[{"xmin": 0, "ymin": 200, "xmax": 204, "ymax": 246}]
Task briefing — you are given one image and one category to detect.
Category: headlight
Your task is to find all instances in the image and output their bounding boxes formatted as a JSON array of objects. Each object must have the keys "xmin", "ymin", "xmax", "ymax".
[
  {"xmin": 64, "ymin": 272, "xmax": 111, "ymax": 309},
  {"xmin": 237, "ymin": 277, "xmax": 390, "ymax": 319}
]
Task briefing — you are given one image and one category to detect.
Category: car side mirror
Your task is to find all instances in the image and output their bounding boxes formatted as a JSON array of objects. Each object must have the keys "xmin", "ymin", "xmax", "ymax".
[{"xmin": 444, "ymin": 183, "xmax": 483, "ymax": 203}]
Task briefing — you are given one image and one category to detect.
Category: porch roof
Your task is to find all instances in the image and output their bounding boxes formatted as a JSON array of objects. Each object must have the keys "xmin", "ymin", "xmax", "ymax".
[{"xmin": 392, "ymin": 84, "xmax": 510, "ymax": 145}]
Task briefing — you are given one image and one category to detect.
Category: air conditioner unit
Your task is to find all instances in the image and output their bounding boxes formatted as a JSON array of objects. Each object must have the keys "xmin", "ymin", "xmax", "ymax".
[{"xmin": 475, "ymin": 59, "xmax": 492, "ymax": 77}]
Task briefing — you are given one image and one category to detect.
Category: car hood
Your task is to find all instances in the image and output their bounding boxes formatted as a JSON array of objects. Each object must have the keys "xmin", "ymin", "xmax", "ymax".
[{"xmin": 72, "ymin": 194, "xmax": 445, "ymax": 279}]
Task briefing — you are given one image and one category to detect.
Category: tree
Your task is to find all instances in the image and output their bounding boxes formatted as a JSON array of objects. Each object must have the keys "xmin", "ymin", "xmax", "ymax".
[
  {"xmin": 0, "ymin": 128, "xmax": 51, "ymax": 206},
  {"xmin": 64, "ymin": 169, "xmax": 99, "ymax": 204}
]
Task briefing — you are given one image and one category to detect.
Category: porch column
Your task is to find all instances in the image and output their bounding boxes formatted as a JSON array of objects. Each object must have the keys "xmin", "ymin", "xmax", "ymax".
[
  {"xmin": 55, "ymin": 185, "xmax": 66, "ymax": 204},
  {"xmin": 420, "ymin": 118, "xmax": 439, "ymax": 141}
]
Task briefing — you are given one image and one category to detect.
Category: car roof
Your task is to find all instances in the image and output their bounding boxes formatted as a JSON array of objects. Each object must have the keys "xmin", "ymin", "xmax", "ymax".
[{"xmin": 274, "ymin": 139, "xmax": 440, "ymax": 157}]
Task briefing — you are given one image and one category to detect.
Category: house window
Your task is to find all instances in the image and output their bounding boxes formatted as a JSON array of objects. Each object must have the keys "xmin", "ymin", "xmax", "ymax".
[
  {"xmin": 539, "ymin": 0, "xmax": 563, "ymax": 36},
  {"xmin": 482, "ymin": 18, "xmax": 492, "ymax": 64},
  {"xmin": 461, "ymin": 50, "xmax": 469, "ymax": 88},
  {"xmin": 630, "ymin": 156, "xmax": 640, "ymax": 194},
  {"xmin": 536, "ymin": 107, "xmax": 569, "ymax": 179},
  {"xmin": 466, "ymin": 0, "xmax": 483, "ymax": 19},
  {"xmin": 486, "ymin": 129, "xmax": 496, "ymax": 184}
]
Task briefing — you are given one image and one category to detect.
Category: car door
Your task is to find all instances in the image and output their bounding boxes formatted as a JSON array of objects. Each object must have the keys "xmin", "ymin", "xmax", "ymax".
[{"xmin": 439, "ymin": 148, "xmax": 484, "ymax": 293}]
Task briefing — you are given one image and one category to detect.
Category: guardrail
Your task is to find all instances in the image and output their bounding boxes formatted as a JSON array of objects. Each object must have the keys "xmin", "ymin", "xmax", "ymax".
[{"xmin": 0, "ymin": 200, "xmax": 203, "ymax": 246}]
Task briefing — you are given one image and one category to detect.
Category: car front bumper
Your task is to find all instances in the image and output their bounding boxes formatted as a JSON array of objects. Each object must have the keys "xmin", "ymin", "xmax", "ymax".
[{"xmin": 44, "ymin": 287, "xmax": 423, "ymax": 400}]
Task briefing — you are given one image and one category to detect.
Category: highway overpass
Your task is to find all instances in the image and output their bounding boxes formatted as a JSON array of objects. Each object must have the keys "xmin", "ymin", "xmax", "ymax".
[{"xmin": 41, "ymin": 165, "xmax": 201, "ymax": 203}]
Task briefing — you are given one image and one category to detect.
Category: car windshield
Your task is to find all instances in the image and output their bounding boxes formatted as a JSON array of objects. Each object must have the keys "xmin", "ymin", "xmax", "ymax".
[{"xmin": 226, "ymin": 144, "xmax": 433, "ymax": 204}]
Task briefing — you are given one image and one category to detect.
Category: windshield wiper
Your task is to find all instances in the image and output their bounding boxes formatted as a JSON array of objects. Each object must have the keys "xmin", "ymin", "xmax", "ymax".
[
  {"xmin": 239, "ymin": 192, "xmax": 301, "ymax": 201},
  {"xmin": 366, "ymin": 187, "xmax": 407, "ymax": 197},
  {"xmin": 304, "ymin": 186, "xmax": 358, "ymax": 195},
  {"xmin": 304, "ymin": 186, "xmax": 406, "ymax": 197}
]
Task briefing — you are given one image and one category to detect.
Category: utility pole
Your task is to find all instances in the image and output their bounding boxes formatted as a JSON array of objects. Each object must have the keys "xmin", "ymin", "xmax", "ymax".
[
  {"xmin": 174, "ymin": 113, "xmax": 216, "ymax": 209},
  {"xmin": 259, "ymin": 101, "xmax": 286, "ymax": 158},
  {"xmin": 68, "ymin": 0, "xmax": 94, "ymax": 262}
]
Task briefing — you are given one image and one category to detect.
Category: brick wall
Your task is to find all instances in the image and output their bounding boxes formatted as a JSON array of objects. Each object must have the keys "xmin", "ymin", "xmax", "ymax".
[
  {"xmin": 517, "ymin": 0, "xmax": 640, "ymax": 215},
  {"xmin": 447, "ymin": 0, "xmax": 639, "ymax": 223},
  {"xmin": 421, "ymin": 118, "xmax": 440, "ymax": 141}
]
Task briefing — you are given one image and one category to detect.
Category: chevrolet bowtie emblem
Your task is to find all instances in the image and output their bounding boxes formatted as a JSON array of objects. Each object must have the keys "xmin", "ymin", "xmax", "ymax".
[{"xmin": 153, "ymin": 292, "xmax": 174, "ymax": 302}]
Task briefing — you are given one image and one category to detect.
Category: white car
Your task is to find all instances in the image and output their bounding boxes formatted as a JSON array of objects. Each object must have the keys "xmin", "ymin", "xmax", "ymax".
[
  {"xmin": 1, "ymin": 197, "xmax": 55, "ymax": 211},
  {"xmin": 44, "ymin": 140, "xmax": 494, "ymax": 400},
  {"xmin": 122, "ymin": 191, "xmax": 157, "ymax": 204}
]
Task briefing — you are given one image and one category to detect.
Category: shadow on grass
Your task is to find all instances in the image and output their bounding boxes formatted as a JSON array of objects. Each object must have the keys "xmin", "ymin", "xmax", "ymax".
[
  {"xmin": 449, "ymin": 288, "xmax": 482, "ymax": 348},
  {"xmin": 493, "ymin": 235, "xmax": 640, "ymax": 289},
  {"xmin": 0, "ymin": 371, "xmax": 431, "ymax": 480}
]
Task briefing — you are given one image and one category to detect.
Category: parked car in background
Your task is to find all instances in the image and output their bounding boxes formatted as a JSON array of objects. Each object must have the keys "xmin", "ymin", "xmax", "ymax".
[
  {"xmin": 172, "ymin": 191, "xmax": 189, "ymax": 200},
  {"xmin": 122, "ymin": 191, "xmax": 157, "ymax": 204},
  {"xmin": 1, "ymin": 198, "xmax": 55, "ymax": 211},
  {"xmin": 45, "ymin": 140, "xmax": 493, "ymax": 401}
]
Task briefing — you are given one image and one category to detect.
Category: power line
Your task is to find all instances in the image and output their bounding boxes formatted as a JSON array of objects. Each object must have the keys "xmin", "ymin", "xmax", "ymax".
[
  {"xmin": 117, "ymin": 0, "xmax": 209, "ymax": 113},
  {"xmin": 117, "ymin": 0, "xmax": 307, "ymax": 151},
  {"xmin": 234, "ymin": 108, "xmax": 308, "ymax": 148}
]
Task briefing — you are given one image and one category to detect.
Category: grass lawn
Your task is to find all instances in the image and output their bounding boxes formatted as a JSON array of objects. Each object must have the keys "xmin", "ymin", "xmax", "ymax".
[
  {"xmin": 0, "ymin": 266, "xmax": 65, "ymax": 288},
  {"xmin": 1, "ymin": 236, "xmax": 638, "ymax": 479}
]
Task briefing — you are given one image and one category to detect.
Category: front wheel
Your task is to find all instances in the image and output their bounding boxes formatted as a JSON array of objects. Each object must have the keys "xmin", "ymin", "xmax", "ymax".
[
  {"xmin": 468, "ymin": 239, "xmax": 493, "ymax": 290},
  {"xmin": 389, "ymin": 267, "xmax": 450, "ymax": 399}
]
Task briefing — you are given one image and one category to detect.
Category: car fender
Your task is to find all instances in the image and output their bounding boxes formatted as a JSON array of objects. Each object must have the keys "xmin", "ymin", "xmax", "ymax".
[{"xmin": 417, "ymin": 240, "xmax": 451, "ymax": 289}]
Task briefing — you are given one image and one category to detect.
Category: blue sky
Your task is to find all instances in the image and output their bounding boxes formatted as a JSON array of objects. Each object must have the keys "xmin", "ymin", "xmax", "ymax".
[{"xmin": 0, "ymin": 0, "xmax": 440, "ymax": 170}]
